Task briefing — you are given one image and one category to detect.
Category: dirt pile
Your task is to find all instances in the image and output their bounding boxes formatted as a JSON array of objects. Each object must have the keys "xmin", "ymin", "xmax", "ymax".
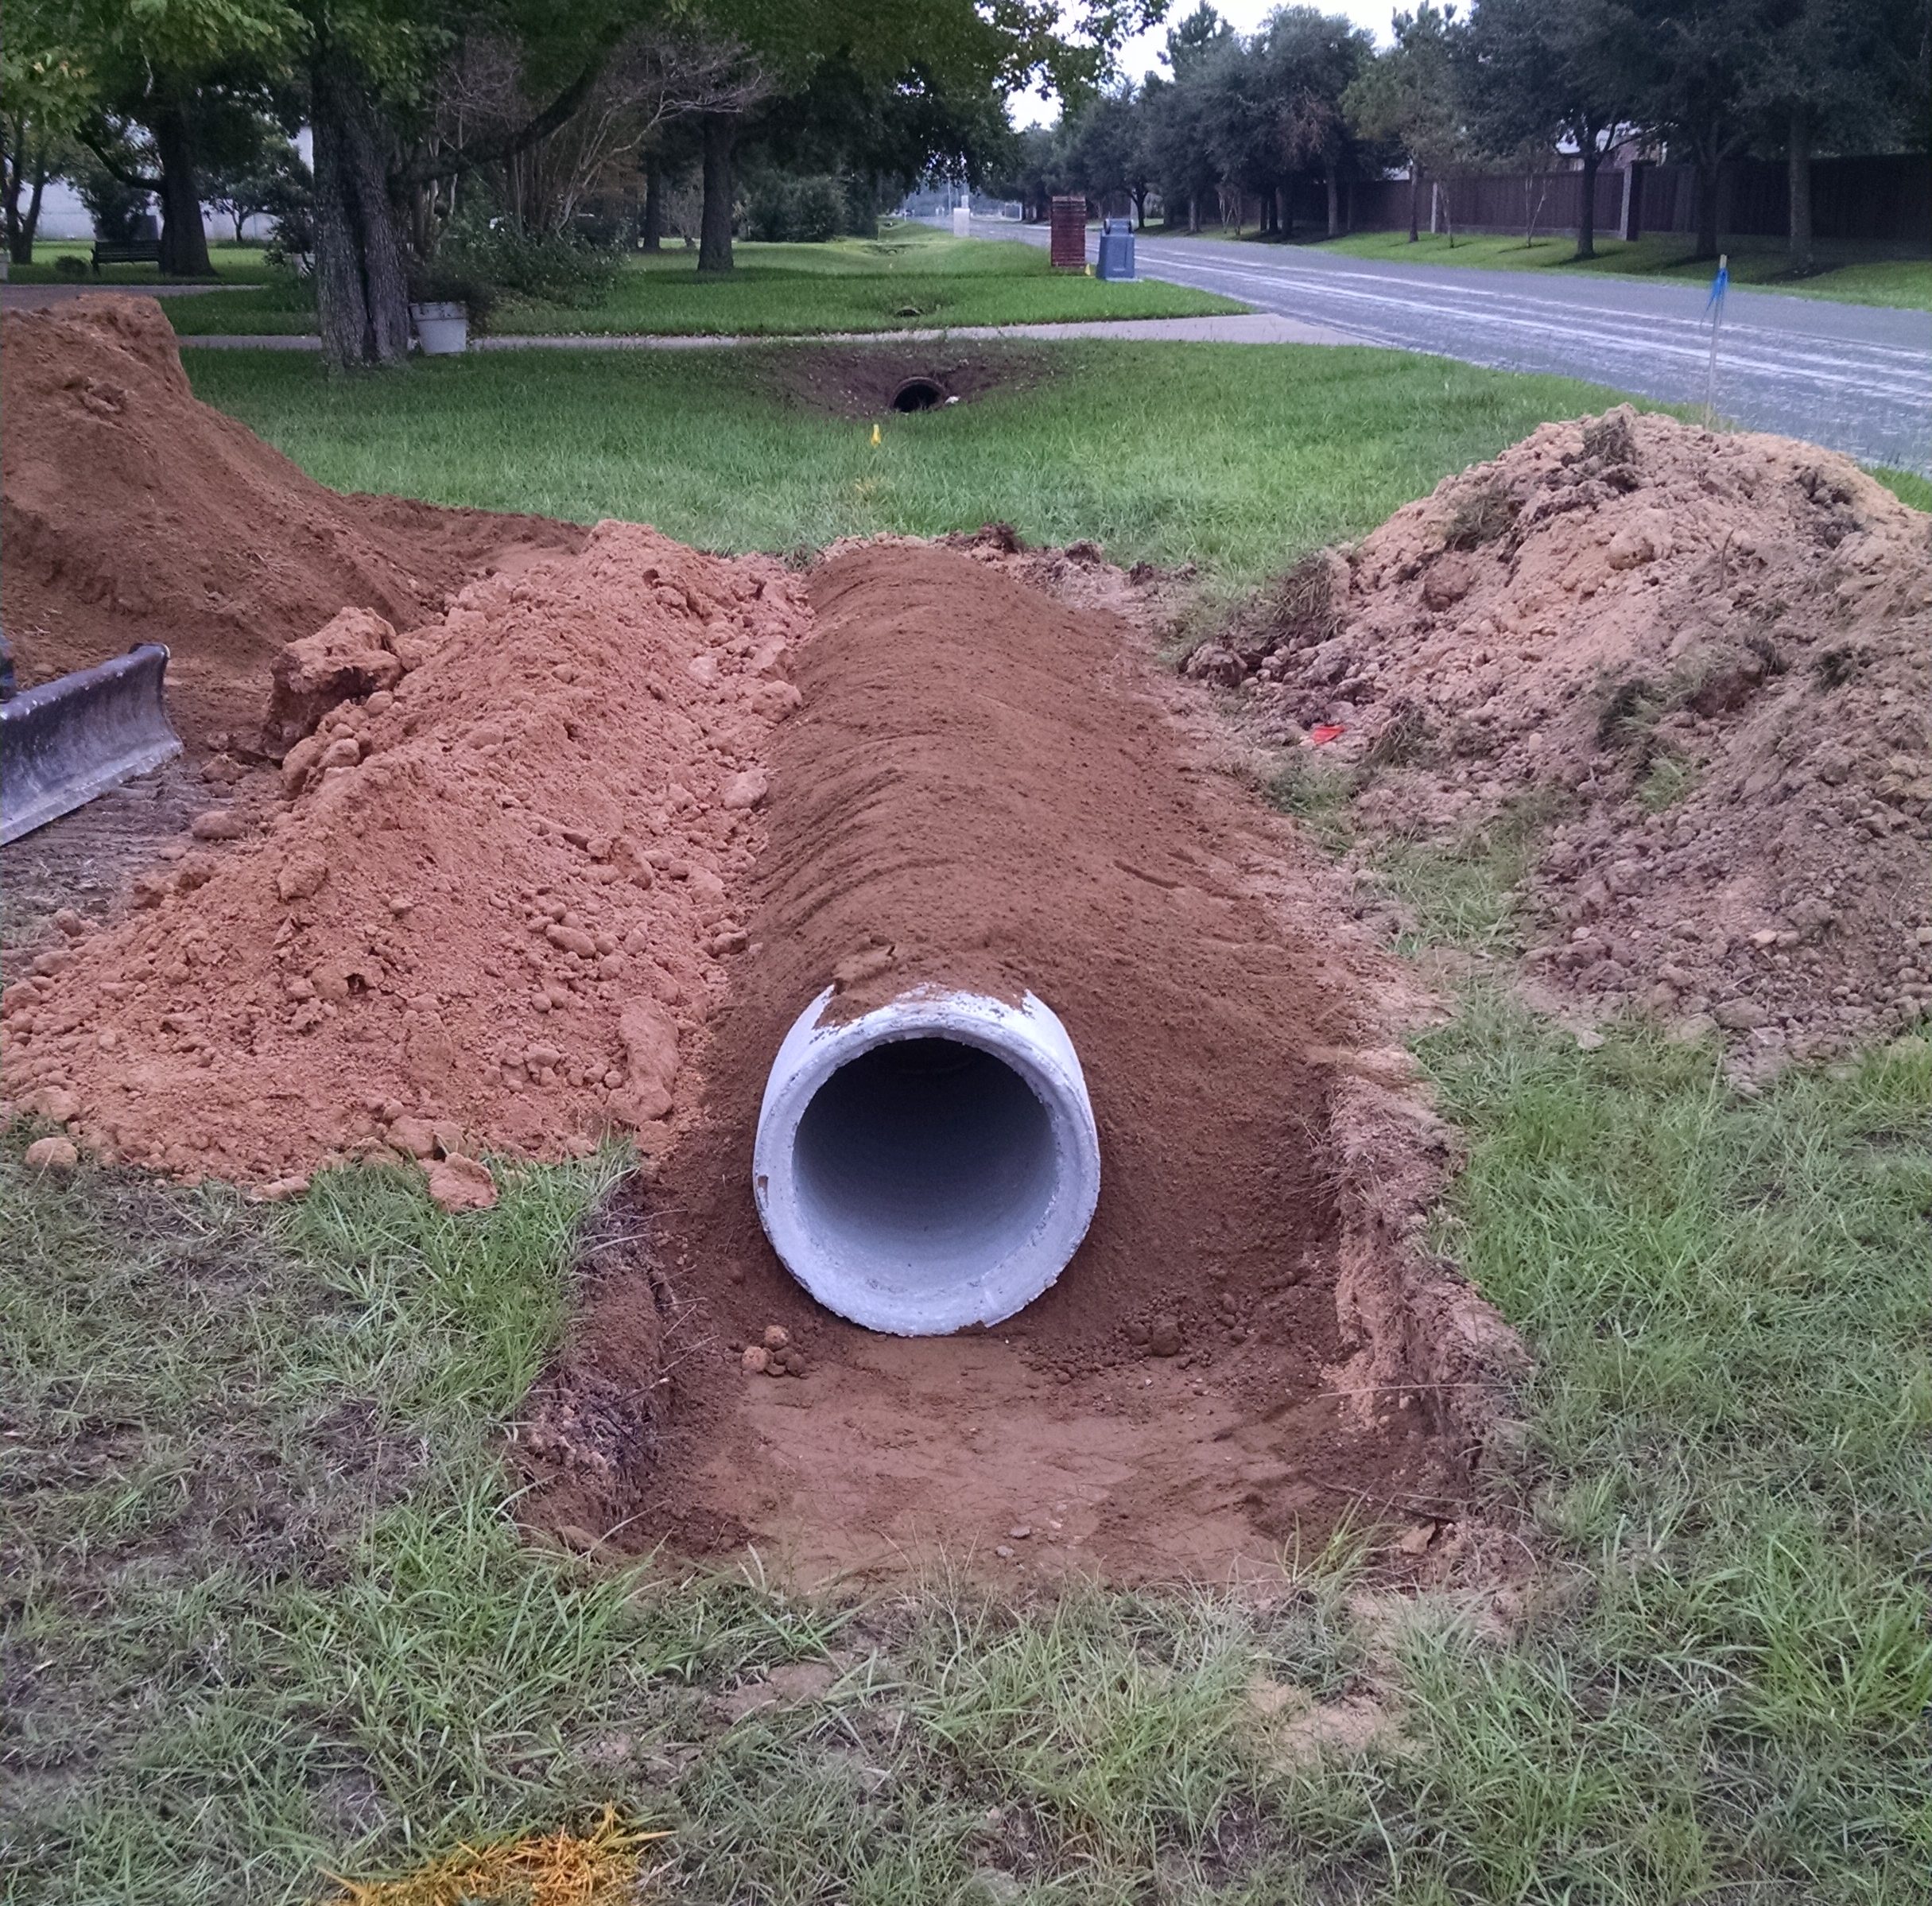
[
  {"xmin": 1192, "ymin": 410, "xmax": 1932, "ymax": 1058},
  {"xmin": 1, "ymin": 523, "xmax": 812, "ymax": 1188},
  {"xmin": 0, "ymin": 294, "xmax": 582, "ymax": 747},
  {"xmin": 523, "ymin": 544, "xmax": 1518, "ymax": 1582}
]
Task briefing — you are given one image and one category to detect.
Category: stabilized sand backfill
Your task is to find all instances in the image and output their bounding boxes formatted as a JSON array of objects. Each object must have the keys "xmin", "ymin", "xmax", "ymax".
[
  {"xmin": 521, "ymin": 545, "xmax": 1517, "ymax": 1582},
  {"xmin": 1, "ymin": 524, "xmax": 811, "ymax": 1188},
  {"xmin": 1191, "ymin": 410, "xmax": 1932, "ymax": 1059},
  {"xmin": 0, "ymin": 295, "xmax": 582, "ymax": 748}
]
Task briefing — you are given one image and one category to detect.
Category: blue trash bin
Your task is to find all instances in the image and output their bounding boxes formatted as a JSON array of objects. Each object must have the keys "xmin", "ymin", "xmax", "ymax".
[{"xmin": 1096, "ymin": 218, "xmax": 1136, "ymax": 281}]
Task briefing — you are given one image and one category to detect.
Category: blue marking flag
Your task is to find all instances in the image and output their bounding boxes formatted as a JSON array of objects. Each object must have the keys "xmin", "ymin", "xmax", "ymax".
[{"xmin": 1705, "ymin": 258, "xmax": 1729, "ymax": 324}]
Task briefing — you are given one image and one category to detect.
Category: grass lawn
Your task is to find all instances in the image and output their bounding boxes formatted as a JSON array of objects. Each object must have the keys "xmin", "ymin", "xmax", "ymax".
[
  {"xmin": 5, "ymin": 346, "xmax": 1929, "ymax": 1904},
  {"xmin": 161, "ymin": 224, "xmax": 1242, "ymax": 339},
  {"xmin": 8, "ymin": 238, "xmax": 276, "ymax": 286},
  {"xmin": 1298, "ymin": 230, "xmax": 1932, "ymax": 310},
  {"xmin": 184, "ymin": 341, "xmax": 1662, "ymax": 588}
]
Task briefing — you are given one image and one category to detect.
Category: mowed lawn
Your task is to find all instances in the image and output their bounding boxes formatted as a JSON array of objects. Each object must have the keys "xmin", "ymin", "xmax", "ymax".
[
  {"xmin": 161, "ymin": 225, "xmax": 1242, "ymax": 338},
  {"xmin": 4, "ymin": 343, "xmax": 1928, "ymax": 1904},
  {"xmin": 184, "ymin": 340, "xmax": 1659, "ymax": 585},
  {"xmin": 1302, "ymin": 229, "xmax": 1932, "ymax": 310}
]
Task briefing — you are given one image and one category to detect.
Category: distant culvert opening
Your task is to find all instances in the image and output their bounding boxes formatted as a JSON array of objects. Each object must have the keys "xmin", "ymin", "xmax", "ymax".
[{"xmin": 891, "ymin": 377, "xmax": 946, "ymax": 413}]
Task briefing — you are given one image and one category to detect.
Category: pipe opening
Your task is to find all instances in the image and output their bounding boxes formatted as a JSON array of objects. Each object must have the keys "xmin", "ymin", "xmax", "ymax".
[
  {"xmin": 755, "ymin": 989, "xmax": 1100, "ymax": 1334},
  {"xmin": 793, "ymin": 1038, "xmax": 1058, "ymax": 1286},
  {"xmin": 890, "ymin": 377, "xmax": 946, "ymax": 413}
]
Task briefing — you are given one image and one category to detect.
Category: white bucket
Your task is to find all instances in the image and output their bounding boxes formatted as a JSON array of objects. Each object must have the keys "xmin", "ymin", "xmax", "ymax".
[
  {"xmin": 409, "ymin": 301, "xmax": 468, "ymax": 355},
  {"xmin": 950, "ymin": 205, "xmax": 972, "ymax": 239}
]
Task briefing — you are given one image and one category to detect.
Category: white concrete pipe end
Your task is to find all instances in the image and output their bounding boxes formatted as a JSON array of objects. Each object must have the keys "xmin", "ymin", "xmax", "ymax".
[{"xmin": 753, "ymin": 987, "xmax": 1101, "ymax": 1335}]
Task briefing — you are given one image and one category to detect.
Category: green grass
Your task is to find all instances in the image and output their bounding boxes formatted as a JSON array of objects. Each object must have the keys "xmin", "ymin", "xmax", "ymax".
[
  {"xmin": 8, "ymin": 238, "xmax": 276, "ymax": 285},
  {"xmin": 182, "ymin": 342, "xmax": 1664, "ymax": 589},
  {"xmin": 161, "ymin": 225, "xmax": 1240, "ymax": 339},
  {"xmin": 9, "ymin": 336, "xmax": 1929, "ymax": 1902},
  {"xmin": 7, "ymin": 1006, "xmax": 1926, "ymax": 1902},
  {"xmin": 1873, "ymin": 465, "xmax": 1932, "ymax": 512},
  {"xmin": 1299, "ymin": 230, "xmax": 1932, "ymax": 309}
]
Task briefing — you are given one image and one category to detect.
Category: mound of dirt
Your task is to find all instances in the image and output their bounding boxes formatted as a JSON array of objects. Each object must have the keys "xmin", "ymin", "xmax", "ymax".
[
  {"xmin": 522, "ymin": 543, "xmax": 1518, "ymax": 1582},
  {"xmin": 1196, "ymin": 409, "xmax": 1932, "ymax": 1060},
  {"xmin": 0, "ymin": 523, "xmax": 811, "ymax": 1187},
  {"xmin": 0, "ymin": 294, "xmax": 583, "ymax": 748}
]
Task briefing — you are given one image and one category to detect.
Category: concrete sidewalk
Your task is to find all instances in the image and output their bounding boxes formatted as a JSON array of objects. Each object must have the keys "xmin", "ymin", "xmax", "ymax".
[
  {"xmin": 174, "ymin": 311, "xmax": 1349, "ymax": 351},
  {"xmin": 2, "ymin": 281, "xmax": 255, "ymax": 311}
]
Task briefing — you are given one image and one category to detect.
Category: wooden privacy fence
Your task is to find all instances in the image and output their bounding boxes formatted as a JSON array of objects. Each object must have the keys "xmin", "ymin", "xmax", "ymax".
[{"xmin": 1165, "ymin": 153, "xmax": 1928, "ymax": 246}]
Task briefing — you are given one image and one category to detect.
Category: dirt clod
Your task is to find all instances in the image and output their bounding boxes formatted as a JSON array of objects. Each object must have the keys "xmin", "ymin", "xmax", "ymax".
[{"xmin": 22, "ymin": 1135, "xmax": 78, "ymax": 1174}]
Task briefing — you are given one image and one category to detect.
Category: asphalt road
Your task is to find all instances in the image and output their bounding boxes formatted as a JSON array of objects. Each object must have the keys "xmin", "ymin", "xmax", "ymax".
[{"xmin": 970, "ymin": 216, "xmax": 1930, "ymax": 476}]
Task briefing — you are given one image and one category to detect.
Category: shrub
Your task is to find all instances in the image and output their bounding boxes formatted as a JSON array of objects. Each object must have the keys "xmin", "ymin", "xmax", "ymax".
[
  {"xmin": 431, "ymin": 204, "xmax": 620, "ymax": 310},
  {"xmin": 746, "ymin": 173, "xmax": 848, "ymax": 243},
  {"xmin": 52, "ymin": 254, "xmax": 91, "ymax": 281}
]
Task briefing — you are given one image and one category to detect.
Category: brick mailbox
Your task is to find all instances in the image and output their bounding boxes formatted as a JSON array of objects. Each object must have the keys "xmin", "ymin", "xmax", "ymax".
[{"xmin": 1049, "ymin": 196, "xmax": 1088, "ymax": 270}]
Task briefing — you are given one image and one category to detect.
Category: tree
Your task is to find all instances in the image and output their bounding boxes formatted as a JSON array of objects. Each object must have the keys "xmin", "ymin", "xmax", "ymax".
[
  {"xmin": 1627, "ymin": 0, "xmax": 1769, "ymax": 259},
  {"xmin": 64, "ymin": 0, "xmax": 299, "ymax": 278},
  {"xmin": 1748, "ymin": 0, "xmax": 1928, "ymax": 275},
  {"xmin": 201, "ymin": 117, "xmax": 308, "ymax": 242},
  {"xmin": 2, "ymin": 1, "xmax": 91, "ymax": 264},
  {"xmin": 1463, "ymin": 0, "xmax": 1638, "ymax": 258},
  {"xmin": 1255, "ymin": 7, "xmax": 1375, "ymax": 239},
  {"xmin": 1344, "ymin": 5, "xmax": 1467, "ymax": 243}
]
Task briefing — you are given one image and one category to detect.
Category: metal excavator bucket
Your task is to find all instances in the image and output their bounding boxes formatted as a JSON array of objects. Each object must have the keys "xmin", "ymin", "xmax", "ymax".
[{"xmin": 1, "ymin": 642, "xmax": 183, "ymax": 845}]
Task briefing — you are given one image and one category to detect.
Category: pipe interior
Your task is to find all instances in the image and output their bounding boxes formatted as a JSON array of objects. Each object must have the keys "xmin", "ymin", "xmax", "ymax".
[
  {"xmin": 790, "ymin": 1036, "xmax": 1060, "ymax": 1295},
  {"xmin": 890, "ymin": 378, "xmax": 945, "ymax": 413}
]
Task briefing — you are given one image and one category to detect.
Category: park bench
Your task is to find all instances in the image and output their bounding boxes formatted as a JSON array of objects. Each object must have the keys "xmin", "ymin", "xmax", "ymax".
[{"xmin": 91, "ymin": 239, "xmax": 162, "ymax": 273}]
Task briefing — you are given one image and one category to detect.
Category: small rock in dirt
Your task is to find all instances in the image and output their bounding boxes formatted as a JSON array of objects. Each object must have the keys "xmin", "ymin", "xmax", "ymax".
[
  {"xmin": 741, "ymin": 1345, "xmax": 770, "ymax": 1374},
  {"xmin": 255, "ymin": 1174, "xmax": 310, "ymax": 1202},
  {"xmin": 1395, "ymin": 1523, "xmax": 1437, "ymax": 1557},
  {"xmin": 188, "ymin": 808, "xmax": 245, "ymax": 842},
  {"xmin": 52, "ymin": 909, "xmax": 87, "ymax": 939},
  {"xmin": 386, "ymin": 1114, "xmax": 440, "ymax": 1159},
  {"xmin": 763, "ymin": 1324, "xmax": 791, "ymax": 1350},
  {"xmin": 995, "ymin": 1544, "xmax": 1015, "ymax": 1559},
  {"xmin": 1146, "ymin": 1315, "xmax": 1185, "ymax": 1357},
  {"xmin": 1007, "ymin": 1524, "xmax": 1032, "ymax": 1540},
  {"xmin": 1713, "ymin": 998, "xmax": 1767, "ymax": 1031},
  {"xmin": 425, "ymin": 1152, "xmax": 497, "ymax": 1213},
  {"xmin": 22, "ymin": 1135, "xmax": 78, "ymax": 1174},
  {"xmin": 21, "ymin": 1085, "xmax": 79, "ymax": 1125},
  {"xmin": 720, "ymin": 768, "xmax": 769, "ymax": 811}
]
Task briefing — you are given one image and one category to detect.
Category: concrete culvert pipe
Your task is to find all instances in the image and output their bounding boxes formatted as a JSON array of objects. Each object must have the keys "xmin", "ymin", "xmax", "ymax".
[
  {"xmin": 754, "ymin": 988, "xmax": 1100, "ymax": 1334},
  {"xmin": 890, "ymin": 376, "xmax": 946, "ymax": 413}
]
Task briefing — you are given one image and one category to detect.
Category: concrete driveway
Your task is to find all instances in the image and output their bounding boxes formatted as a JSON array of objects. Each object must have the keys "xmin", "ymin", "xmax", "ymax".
[{"xmin": 972, "ymin": 217, "xmax": 1931, "ymax": 476}]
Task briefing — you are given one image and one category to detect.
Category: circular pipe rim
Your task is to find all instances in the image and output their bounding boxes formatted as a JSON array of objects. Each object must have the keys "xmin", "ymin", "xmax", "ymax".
[{"xmin": 753, "ymin": 987, "xmax": 1100, "ymax": 1335}]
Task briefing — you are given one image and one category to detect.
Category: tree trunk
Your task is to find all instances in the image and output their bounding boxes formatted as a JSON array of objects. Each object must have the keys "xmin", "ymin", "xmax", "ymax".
[
  {"xmin": 642, "ymin": 154, "xmax": 662, "ymax": 250},
  {"xmin": 151, "ymin": 102, "xmax": 214, "ymax": 277},
  {"xmin": 1132, "ymin": 185, "xmax": 1146, "ymax": 229},
  {"xmin": 698, "ymin": 112, "xmax": 735, "ymax": 274},
  {"xmin": 1325, "ymin": 158, "xmax": 1340, "ymax": 239},
  {"xmin": 310, "ymin": 52, "xmax": 412, "ymax": 370},
  {"xmin": 1407, "ymin": 161, "xmax": 1420, "ymax": 243},
  {"xmin": 1693, "ymin": 151, "xmax": 1721, "ymax": 259},
  {"xmin": 1787, "ymin": 103, "xmax": 1814, "ymax": 276},
  {"xmin": 1575, "ymin": 143, "xmax": 1599, "ymax": 261},
  {"xmin": 1188, "ymin": 192, "xmax": 1199, "ymax": 233}
]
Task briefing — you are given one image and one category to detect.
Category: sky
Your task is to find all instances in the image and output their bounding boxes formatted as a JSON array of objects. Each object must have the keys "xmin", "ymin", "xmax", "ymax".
[{"xmin": 1010, "ymin": 0, "xmax": 1402, "ymax": 127}]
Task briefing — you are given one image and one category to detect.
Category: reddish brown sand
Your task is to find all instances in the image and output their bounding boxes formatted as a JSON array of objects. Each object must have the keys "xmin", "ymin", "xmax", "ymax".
[
  {"xmin": 1190, "ymin": 409, "xmax": 1932, "ymax": 1062},
  {"xmin": 521, "ymin": 545, "xmax": 1515, "ymax": 1583},
  {"xmin": 0, "ymin": 524, "xmax": 811, "ymax": 1186},
  {"xmin": 0, "ymin": 295, "xmax": 581, "ymax": 748}
]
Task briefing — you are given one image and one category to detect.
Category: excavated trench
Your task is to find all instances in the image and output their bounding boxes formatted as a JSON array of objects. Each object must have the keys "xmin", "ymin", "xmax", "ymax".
[{"xmin": 521, "ymin": 544, "xmax": 1515, "ymax": 1584}]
